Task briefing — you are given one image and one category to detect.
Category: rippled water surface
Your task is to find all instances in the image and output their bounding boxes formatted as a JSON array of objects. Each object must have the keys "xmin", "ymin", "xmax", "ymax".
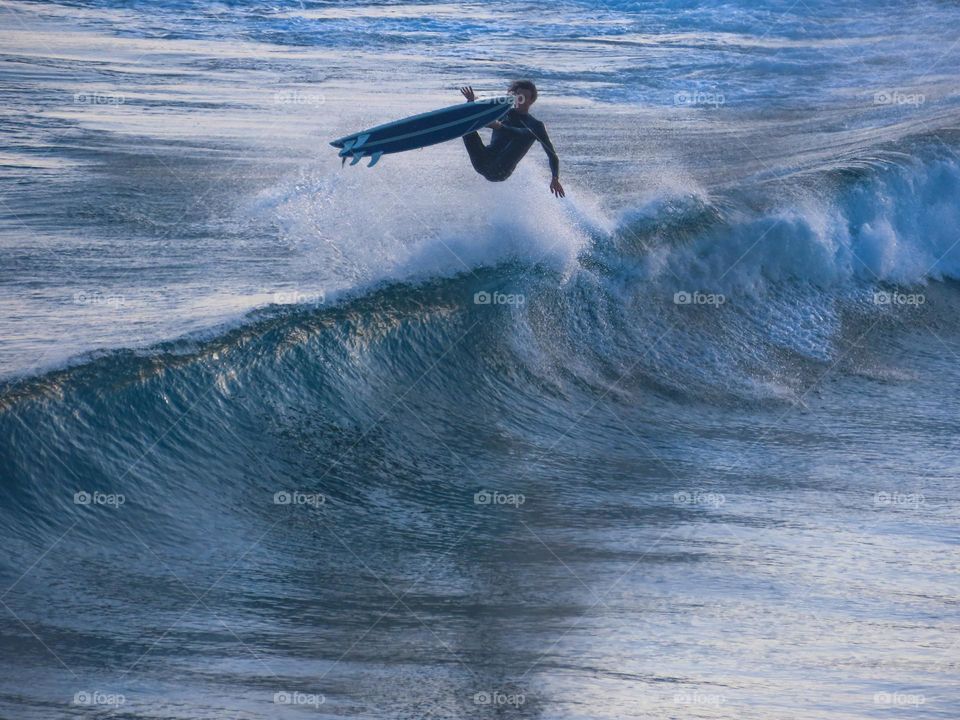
[{"xmin": 1, "ymin": 1, "xmax": 959, "ymax": 718}]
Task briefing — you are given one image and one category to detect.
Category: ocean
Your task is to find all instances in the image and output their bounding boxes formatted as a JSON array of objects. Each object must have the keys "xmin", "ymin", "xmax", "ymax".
[{"xmin": 1, "ymin": 0, "xmax": 959, "ymax": 718}]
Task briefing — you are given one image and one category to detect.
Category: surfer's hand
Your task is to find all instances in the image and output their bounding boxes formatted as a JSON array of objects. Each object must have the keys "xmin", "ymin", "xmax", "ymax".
[
  {"xmin": 460, "ymin": 86, "xmax": 475, "ymax": 102},
  {"xmin": 487, "ymin": 120, "xmax": 503, "ymax": 130},
  {"xmin": 550, "ymin": 177, "xmax": 565, "ymax": 198}
]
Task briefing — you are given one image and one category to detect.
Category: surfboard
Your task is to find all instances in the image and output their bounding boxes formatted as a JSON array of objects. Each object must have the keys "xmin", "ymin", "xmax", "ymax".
[{"xmin": 330, "ymin": 96, "xmax": 514, "ymax": 167}]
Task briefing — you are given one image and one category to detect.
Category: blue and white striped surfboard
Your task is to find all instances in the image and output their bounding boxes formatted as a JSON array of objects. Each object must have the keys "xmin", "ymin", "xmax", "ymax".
[{"xmin": 330, "ymin": 96, "xmax": 514, "ymax": 167}]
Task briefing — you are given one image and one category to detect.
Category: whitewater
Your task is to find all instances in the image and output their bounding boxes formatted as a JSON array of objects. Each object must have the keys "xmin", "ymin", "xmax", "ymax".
[{"xmin": 1, "ymin": 1, "xmax": 959, "ymax": 718}]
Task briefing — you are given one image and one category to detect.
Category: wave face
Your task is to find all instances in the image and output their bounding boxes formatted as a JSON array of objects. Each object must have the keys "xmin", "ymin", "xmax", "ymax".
[
  {"xmin": 11, "ymin": 144, "xmax": 960, "ymax": 404},
  {"xmin": 4, "ymin": 143, "xmax": 960, "ymax": 718},
  {"xmin": 3, "ymin": 1, "xmax": 960, "ymax": 718}
]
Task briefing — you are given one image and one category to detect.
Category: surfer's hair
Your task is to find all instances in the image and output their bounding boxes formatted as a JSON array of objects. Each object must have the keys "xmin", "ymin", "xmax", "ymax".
[{"xmin": 509, "ymin": 79, "xmax": 538, "ymax": 103}]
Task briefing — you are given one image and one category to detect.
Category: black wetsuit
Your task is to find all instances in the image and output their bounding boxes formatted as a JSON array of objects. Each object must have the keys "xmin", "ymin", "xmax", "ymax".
[{"xmin": 462, "ymin": 108, "xmax": 559, "ymax": 182}]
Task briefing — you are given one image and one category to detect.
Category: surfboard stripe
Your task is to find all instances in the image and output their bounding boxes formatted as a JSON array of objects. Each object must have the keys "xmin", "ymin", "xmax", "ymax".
[
  {"xmin": 352, "ymin": 104, "xmax": 507, "ymax": 150},
  {"xmin": 330, "ymin": 97, "xmax": 513, "ymax": 158}
]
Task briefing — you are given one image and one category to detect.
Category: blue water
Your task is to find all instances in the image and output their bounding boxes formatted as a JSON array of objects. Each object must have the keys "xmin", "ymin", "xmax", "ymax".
[{"xmin": 2, "ymin": 1, "xmax": 960, "ymax": 718}]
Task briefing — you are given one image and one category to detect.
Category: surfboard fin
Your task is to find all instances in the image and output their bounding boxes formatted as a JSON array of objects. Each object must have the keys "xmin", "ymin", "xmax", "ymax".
[
  {"xmin": 353, "ymin": 133, "xmax": 370, "ymax": 149},
  {"xmin": 338, "ymin": 139, "xmax": 356, "ymax": 157},
  {"xmin": 367, "ymin": 151, "xmax": 383, "ymax": 168},
  {"xmin": 349, "ymin": 153, "xmax": 364, "ymax": 166}
]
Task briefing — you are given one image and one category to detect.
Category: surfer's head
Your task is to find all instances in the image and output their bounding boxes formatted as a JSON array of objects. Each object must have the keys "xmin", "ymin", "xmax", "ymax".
[{"xmin": 508, "ymin": 80, "xmax": 537, "ymax": 110}]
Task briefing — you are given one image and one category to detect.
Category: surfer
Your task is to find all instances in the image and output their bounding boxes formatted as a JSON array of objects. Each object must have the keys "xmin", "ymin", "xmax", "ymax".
[{"xmin": 459, "ymin": 81, "xmax": 565, "ymax": 198}]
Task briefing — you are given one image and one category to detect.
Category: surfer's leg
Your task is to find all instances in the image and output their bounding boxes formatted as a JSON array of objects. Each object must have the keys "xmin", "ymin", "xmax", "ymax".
[
  {"xmin": 485, "ymin": 163, "xmax": 513, "ymax": 182},
  {"xmin": 462, "ymin": 133, "xmax": 515, "ymax": 181},
  {"xmin": 480, "ymin": 160, "xmax": 513, "ymax": 182},
  {"xmin": 462, "ymin": 132, "xmax": 492, "ymax": 176}
]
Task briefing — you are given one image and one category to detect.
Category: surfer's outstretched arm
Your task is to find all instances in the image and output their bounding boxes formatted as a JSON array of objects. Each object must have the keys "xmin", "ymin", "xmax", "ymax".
[
  {"xmin": 538, "ymin": 125, "xmax": 564, "ymax": 197},
  {"xmin": 536, "ymin": 125, "xmax": 560, "ymax": 179},
  {"xmin": 504, "ymin": 117, "xmax": 564, "ymax": 197}
]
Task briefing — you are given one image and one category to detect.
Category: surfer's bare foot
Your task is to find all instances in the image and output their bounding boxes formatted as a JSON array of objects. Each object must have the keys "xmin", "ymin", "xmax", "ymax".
[{"xmin": 460, "ymin": 86, "xmax": 475, "ymax": 102}]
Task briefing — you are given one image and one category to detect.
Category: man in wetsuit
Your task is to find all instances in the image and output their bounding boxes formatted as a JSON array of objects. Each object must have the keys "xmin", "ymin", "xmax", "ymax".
[{"xmin": 459, "ymin": 80, "xmax": 565, "ymax": 198}]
